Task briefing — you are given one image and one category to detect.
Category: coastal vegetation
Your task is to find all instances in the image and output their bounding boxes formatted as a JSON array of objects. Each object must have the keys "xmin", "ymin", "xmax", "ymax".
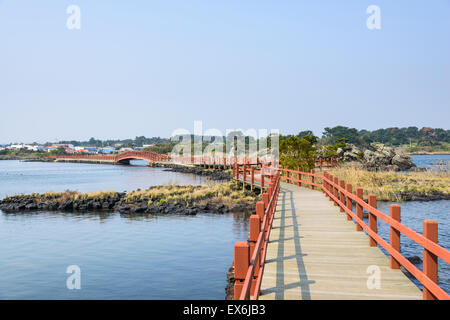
[
  {"xmin": 0, "ymin": 182, "xmax": 259, "ymax": 215},
  {"xmin": 279, "ymin": 135, "xmax": 316, "ymax": 172},
  {"xmin": 319, "ymin": 126, "xmax": 450, "ymax": 152},
  {"xmin": 328, "ymin": 163, "xmax": 450, "ymax": 201},
  {"xmin": 0, "ymin": 149, "xmax": 45, "ymax": 160}
]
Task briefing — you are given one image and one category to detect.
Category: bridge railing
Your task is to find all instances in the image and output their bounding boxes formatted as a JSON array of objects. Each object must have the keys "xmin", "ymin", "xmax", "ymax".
[
  {"xmin": 115, "ymin": 151, "xmax": 171, "ymax": 162},
  {"xmin": 46, "ymin": 154, "xmax": 115, "ymax": 160},
  {"xmin": 233, "ymin": 168, "xmax": 281, "ymax": 300},
  {"xmin": 233, "ymin": 164, "xmax": 450, "ymax": 300},
  {"xmin": 315, "ymin": 157, "xmax": 339, "ymax": 168},
  {"xmin": 321, "ymin": 171, "xmax": 450, "ymax": 300},
  {"xmin": 233, "ymin": 163, "xmax": 272, "ymax": 191}
]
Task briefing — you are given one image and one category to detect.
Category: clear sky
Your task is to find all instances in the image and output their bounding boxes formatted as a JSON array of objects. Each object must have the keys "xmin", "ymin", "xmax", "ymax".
[{"xmin": 0, "ymin": 0, "xmax": 449, "ymax": 144}]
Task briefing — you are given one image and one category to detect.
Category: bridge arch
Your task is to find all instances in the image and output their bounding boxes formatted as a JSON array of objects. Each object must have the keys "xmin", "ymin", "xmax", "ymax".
[{"xmin": 114, "ymin": 151, "xmax": 171, "ymax": 164}]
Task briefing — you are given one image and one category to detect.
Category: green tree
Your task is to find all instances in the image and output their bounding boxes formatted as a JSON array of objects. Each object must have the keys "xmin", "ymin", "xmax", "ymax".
[
  {"xmin": 49, "ymin": 147, "xmax": 66, "ymax": 155},
  {"xmin": 279, "ymin": 136, "xmax": 316, "ymax": 172}
]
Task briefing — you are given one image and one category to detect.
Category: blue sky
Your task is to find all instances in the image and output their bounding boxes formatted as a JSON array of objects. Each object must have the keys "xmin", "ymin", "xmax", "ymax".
[{"xmin": 0, "ymin": 0, "xmax": 449, "ymax": 143}]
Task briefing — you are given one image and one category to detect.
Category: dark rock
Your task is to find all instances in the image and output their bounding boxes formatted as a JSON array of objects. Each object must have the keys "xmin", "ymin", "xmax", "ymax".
[
  {"xmin": 225, "ymin": 265, "xmax": 235, "ymax": 300},
  {"xmin": 407, "ymin": 256, "xmax": 422, "ymax": 264},
  {"xmin": 25, "ymin": 203, "xmax": 37, "ymax": 210},
  {"xmin": 185, "ymin": 208, "xmax": 198, "ymax": 215}
]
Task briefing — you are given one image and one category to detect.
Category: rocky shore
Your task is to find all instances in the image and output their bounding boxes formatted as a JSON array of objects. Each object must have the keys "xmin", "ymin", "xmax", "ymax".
[
  {"xmin": 149, "ymin": 162, "xmax": 232, "ymax": 181},
  {"xmin": 225, "ymin": 264, "xmax": 235, "ymax": 300},
  {"xmin": 330, "ymin": 143, "xmax": 418, "ymax": 172},
  {"xmin": 0, "ymin": 183, "xmax": 258, "ymax": 215}
]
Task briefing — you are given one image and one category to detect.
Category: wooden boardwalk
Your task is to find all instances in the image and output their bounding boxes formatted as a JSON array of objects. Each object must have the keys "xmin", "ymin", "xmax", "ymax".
[{"xmin": 258, "ymin": 182, "xmax": 422, "ymax": 300}]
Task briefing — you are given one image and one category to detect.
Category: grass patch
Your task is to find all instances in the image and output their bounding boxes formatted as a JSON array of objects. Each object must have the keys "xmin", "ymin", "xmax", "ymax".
[{"xmin": 328, "ymin": 164, "xmax": 450, "ymax": 201}]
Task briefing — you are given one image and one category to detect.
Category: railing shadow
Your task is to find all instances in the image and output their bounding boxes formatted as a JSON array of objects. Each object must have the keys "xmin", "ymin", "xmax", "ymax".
[{"xmin": 262, "ymin": 187, "xmax": 315, "ymax": 299}]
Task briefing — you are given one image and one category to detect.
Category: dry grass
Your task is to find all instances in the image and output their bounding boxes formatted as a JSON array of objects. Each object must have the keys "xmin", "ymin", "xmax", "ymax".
[
  {"xmin": 4, "ymin": 182, "xmax": 259, "ymax": 209},
  {"xmin": 125, "ymin": 182, "xmax": 257, "ymax": 206},
  {"xmin": 328, "ymin": 164, "xmax": 450, "ymax": 201},
  {"xmin": 33, "ymin": 190, "xmax": 119, "ymax": 202}
]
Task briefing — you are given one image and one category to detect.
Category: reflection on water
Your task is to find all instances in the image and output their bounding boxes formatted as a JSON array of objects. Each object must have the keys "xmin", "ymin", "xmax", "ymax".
[
  {"xmin": 0, "ymin": 160, "xmax": 249, "ymax": 299},
  {"xmin": 1, "ymin": 158, "xmax": 448, "ymax": 298},
  {"xmin": 0, "ymin": 160, "xmax": 212, "ymax": 200},
  {"xmin": 358, "ymin": 200, "xmax": 450, "ymax": 293},
  {"xmin": 410, "ymin": 154, "xmax": 450, "ymax": 170},
  {"xmin": 0, "ymin": 210, "xmax": 250, "ymax": 299}
]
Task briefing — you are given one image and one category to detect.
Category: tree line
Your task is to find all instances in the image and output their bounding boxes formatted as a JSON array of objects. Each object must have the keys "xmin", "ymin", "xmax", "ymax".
[{"xmin": 318, "ymin": 126, "xmax": 449, "ymax": 148}]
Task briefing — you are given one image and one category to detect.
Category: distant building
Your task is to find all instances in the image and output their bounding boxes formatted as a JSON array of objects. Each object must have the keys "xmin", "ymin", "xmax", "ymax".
[
  {"xmin": 101, "ymin": 147, "xmax": 116, "ymax": 154},
  {"xmin": 119, "ymin": 147, "xmax": 134, "ymax": 153},
  {"xmin": 43, "ymin": 146, "xmax": 60, "ymax": 153},
  {"xmin": 9, "ymin": 144, "xmax": 25, "ymax": 150},
  {"xmin": 83, "ymin": 147, "xmax": 100, "ymax": 154}
]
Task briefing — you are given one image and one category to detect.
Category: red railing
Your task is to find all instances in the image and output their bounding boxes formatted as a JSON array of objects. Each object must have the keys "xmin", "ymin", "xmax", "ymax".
[
  {"xmin": 46, "ymin": 151, "xmax": 170, "ymax": 163},
  {"xmin": 315, "ymin": 157, "xmax": 339, "ymax": 168},
  {"xmin": 171, "ymin": 156, "xmax": 268, "ymax": 166},
  {"xmin": 46, "ymin": 154, "xmax": 116, "ymax": 161},
  {"xmin": 233, "ymin": 165, "xmax": 450, "ymax": 300},
  {"xmin": 233, "ymin": 166, "xmax": 281, "ymax": 300},
  {"xmin": 115, "ymin": 151, "xmax": 171, "ymax": 162},
  {"xmin": 321, "ymin": 171, "xmax": 450, "ymax": 300}
]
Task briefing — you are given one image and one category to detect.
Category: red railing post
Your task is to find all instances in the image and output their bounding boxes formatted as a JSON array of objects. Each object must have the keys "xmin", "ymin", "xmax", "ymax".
[
  {"xmin": 256, "ymin": 201, "xmax": 265, "ymax": 223},
  {"xmin": 368, "ymin": 194, "xmax": 378, "ymax": 247},
  {"xmin": 251, "ymin": 167, "xmax": 255, "ymax": 189},
  {"xmin": 423, "ymin": 220, "xmax": 438, "ymax": 300},
  {"xmin": 339, "ymin": 180, "xmax": 345, "ymax": 212},
  {"xmin": 346, "ymin": 184, "xmax": 352, "ymax": 221},
  {"xmin": 286, "ymin": 166, "xmax": 290, "ymax": 184},
  {"xmin": 390, "ymin": 204, "xmax": 401, "ymax": 269},
  {"xmin": 328, "ymin": 174, "xmax": 334, "ymax": 202},
  {"xmin": 233, "ymin": 241, "xmax": 250, "ymax": 300},
  {"xmin": 262, "ymin": 193, "xmax": 269, "ymax": 209},
  {"xmin": 248, "ymin": 215, "xmax": 261, "ymax": 294},
  {"xmin": 261, "ymin": 174, "xmax": 265, "ymax": 194},
  {"xmin": 243, "ymin": 163, "xmax": 247, "ymax": 188},
  {"xmin": 356, "ymin": 188, "xmax": 364, "ymax": 231},
  {"xmin": 310, "ymin": 169, "xmax": 315, "ymax": 190},
  {"xmin": 297, "ymin": 167, "xmax": 302, "ymax": 187},
  {"xmin": 333, "ymin": 177, "xmax": 339, "ymax": 206}
]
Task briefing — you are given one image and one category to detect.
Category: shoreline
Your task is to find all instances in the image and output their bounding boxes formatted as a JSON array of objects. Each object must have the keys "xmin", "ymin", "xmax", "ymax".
[
  {"xmin": 0, "ymin": 182, "xmax": 259, "ymax": 215},
  {"xmin": 406, "ymin": 152, "xmax": 450, "ymax": 155}
]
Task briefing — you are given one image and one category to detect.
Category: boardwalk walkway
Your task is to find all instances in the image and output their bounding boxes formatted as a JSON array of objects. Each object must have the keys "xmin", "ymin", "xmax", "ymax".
[{"xmin": 258, "ymin": 182, "xmax": 422, "ymax": 300}]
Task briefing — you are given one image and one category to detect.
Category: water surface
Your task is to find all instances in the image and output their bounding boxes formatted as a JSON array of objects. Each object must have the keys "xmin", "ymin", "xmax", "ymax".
[{"xmin": 0, "ymin": 160, "xmax": 245, "ymax": 299}]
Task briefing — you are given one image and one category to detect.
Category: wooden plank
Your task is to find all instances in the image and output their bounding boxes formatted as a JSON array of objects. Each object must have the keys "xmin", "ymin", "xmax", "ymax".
[{"xmin": 259, "ymin": 182, "xmax": 422, "ymax": 300}]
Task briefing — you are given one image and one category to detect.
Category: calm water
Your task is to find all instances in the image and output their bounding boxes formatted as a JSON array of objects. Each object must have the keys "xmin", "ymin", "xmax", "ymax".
[
  {"xmin": 0, "ymin": 155, "xmax": 448, "ymax": 299},
  {"xmin": 410, "ymin": 154, "xmax": 450, "ymax": 170},
  {"xmin": 0, "ymin": 160, "xmax": 248, "ymax": 299},
  {"xmin": 364, "ymin": 200, "xmax": 449, "ymax": 293},
  {"xmin": 0, "ymin": 160, "xmax": 211, "ymax": 199},
  {"xmin": 357, "ymin": 155, "xmax": 449, "ymax": 293}
]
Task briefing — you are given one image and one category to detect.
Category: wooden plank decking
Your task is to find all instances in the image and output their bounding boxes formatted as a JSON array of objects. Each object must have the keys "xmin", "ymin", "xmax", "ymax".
[{"xmin": 258, "ymin": 182, "xmax": 422, "ymax": 300}]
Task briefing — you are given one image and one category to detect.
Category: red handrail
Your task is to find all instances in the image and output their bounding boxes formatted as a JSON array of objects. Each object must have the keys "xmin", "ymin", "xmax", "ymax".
[
  {"xmin": 233, "ymin": 164, "xmax": 450, "ymax": 300},
  {"xmin": 233, "ymin": 165, "xmax": 280, "ymax": 300},
  {"xmin": 321, "ymin": 173, "xmax": 449, "ymax": 300}
]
